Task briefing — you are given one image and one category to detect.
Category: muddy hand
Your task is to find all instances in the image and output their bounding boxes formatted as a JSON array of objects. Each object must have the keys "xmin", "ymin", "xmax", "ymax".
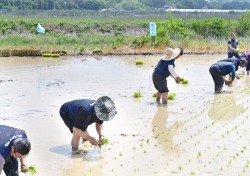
[
  {"xmin": 225, "ymin": 80, "xmax": 232, "ymax": 85},
  {"xmin": 175, "ymin": 76, "xmax": 181, "ymax": 84},
  {"xmin": 21, "ymin": 165, "xmax": 29, "ymax": 173}
]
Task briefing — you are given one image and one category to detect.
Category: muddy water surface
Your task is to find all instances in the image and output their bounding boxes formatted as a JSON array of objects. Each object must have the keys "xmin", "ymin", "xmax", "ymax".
[{"xmin": 1, "ymin": 54, "xmax": 250, "ymax": 176}]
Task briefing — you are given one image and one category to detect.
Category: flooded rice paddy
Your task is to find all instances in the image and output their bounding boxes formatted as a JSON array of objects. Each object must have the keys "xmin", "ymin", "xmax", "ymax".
[{"xmin": 1, "ymin": 54, "xmax": 250, "ymax": 176}]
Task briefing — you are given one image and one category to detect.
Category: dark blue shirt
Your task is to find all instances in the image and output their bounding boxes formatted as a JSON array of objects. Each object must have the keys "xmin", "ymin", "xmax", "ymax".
[
  {"xmin": 228, "ymin": 39, "xmax": 238, "ymax": 53},
  {"xmin": 154, "ymin": 59, "xmax": 175, "ymax": 78},
  {"xmin": 61, "ymin": 99, "xmax": 103, "ymax": 131},
  {"xmin": 218, "ymin": 58, "xmax": 240, "ymax": 71},
  {"xmin": 213, "ymin": 61, "xmax": 236, "ymax": 80},
  {"xmin": 0, "ymin": 125, "xmax": 27, "ymax": 161}
]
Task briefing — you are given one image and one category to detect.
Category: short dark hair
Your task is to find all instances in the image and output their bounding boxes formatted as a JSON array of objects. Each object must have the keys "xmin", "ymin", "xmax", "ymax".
[{"xmin": 13, "ymin": 138, "xmax": 31, "ymax": 155}]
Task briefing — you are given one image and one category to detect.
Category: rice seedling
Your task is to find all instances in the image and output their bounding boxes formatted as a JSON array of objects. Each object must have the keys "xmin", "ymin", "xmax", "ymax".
[
  {"xmin": 135, "ymin": 60, "xmax": 144, "ymax": 65},
  {"xmin": 152, "ymin": 92, "xmax": 157, "ymax": 97},
  {"xmin": 42, "ymin": 53, "xmax": 60, "ymax": 57},
  {"xmin": 98, "ymin": 137, "xmax": 109, "ymax": 149},
  {"xmin": 92, "ymin": 49, "xmax": 102, "ymax": 54},
  {"xmin": 133, "ymin": 92, "xmax": 142, "ymax": 98},
  {"xmin": 26, "ymin": 165, "xmax": 37, "ymax": 175},
  {"xmin": 180, "ymin": 78, "xmax": 189, "ymax": 84},
  {"xmin": 168, "ymin": 93, "xmax": 176, "ymax": 100}
]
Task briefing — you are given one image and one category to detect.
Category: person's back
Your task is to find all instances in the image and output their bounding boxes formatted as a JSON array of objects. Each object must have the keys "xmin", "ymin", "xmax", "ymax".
[
  {"xmin": 213, "ymin": 61, "xmax": 234, "ymax": 76},
  {"xmin": 62, "ymin": 99, "xmax": 96, "ymax": 119}
]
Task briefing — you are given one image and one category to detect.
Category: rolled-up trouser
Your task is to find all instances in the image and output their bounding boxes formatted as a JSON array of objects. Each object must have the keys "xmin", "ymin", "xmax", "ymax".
[
  {"xmin": 209, "ymin": 65, "xmax": 224, "ymax": 91},
  {"xmin": 3, "ymin": 156, "xmax": 19, "ymax": 176}
]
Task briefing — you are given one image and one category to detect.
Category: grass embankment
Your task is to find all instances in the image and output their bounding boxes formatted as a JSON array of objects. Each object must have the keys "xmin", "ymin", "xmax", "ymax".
[{"xmin": 0, "ymin": 12, "xmax": 250, "ymax": 56}]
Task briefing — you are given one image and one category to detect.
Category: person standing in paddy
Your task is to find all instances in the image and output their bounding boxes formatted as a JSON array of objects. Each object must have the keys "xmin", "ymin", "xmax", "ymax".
[
  {"xmin": 239, "ymin": 52, "xmax": 250, "ymax": 75},
  {"xmin": 152, "ymin": 47, "xmax": 183, "ymax": 104},
  {"xmin": 228, "ymin": 32, "xmax": 240, "ymax": 59}
]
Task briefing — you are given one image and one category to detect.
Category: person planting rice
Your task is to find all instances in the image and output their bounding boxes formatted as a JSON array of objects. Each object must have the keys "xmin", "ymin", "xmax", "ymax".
[
  {"xmin": 59, "ymin": 96, "xmax": 117, "ymax": 153},
  {"xmin": 239, "ymin": 52, "xmax": 250, "ymax": 75},
  {"xmin": 152, "ymin": 47, "xmax": 184, "ymax": 104},
  {"xmin": 209, "ymin": 58, "xmax": 247, "ymax": 93},
  {"xmin": 0, "ymin": 125, "xmax": 31, "ymax": 176}
]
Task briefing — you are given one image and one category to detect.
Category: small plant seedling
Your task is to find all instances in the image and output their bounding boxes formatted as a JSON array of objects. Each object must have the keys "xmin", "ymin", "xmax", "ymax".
[
  {"xmin": 152, "ymin": 92, "xmax": 157, "ymax": 97},
  {"xmin": 26, "ymin": 165, "xmax": 37, "ymax": 175},
  {"xmin": 135, "ymin": 60, "xmax": 144, "ymax": 65},
  {"xmin": 98, "ymin": 138, "xmax": 109, "ymax": 148},
  {"xmin": 133, "ymin": 92, "xmax": 142, "ymax": 98},
  {"xmin": 168, "ymin": 93, "xmax": 176, "ymax": 100},
  {"xmin": 180, "ymin": 78, "xmax": 189, "ymax": 84}
]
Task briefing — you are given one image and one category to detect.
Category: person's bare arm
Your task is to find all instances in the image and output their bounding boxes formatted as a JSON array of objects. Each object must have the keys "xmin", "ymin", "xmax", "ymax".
[
  {"xmin": 96, "ymin": 123, "xmax": 104, "ymax": 140},
  {"xmin": 168, "ymin": 65, "xmax": 180, "ymax": 83},
  {"xmin": 73, "ymin": 127, "xmax": 97, "ymax": 145},
  {"xmin": 20, "ymin": 158, "xmax": 28, "ymax": 173}
]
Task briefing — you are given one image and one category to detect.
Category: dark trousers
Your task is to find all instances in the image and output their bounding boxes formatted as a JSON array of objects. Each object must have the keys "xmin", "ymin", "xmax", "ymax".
[
  {"xmin": 59, "ymin": 106, "xmax": 73, "ymax": 133},
  {"xmin": 228, "ymin": 52, "xmax": 240, "ymax": 59},
  {"xmin": 3, "ymin": 156, "xmax": 19, "ymax": 176},
  {"xmin": 209, "ymin": 65, "xmax": 224, "ymax": 91}
]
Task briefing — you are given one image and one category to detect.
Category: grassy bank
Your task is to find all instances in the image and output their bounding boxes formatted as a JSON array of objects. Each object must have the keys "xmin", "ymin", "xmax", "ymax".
[{"xmin": 0, "ymin": 12, "xmax": 250, "ymax": 57}]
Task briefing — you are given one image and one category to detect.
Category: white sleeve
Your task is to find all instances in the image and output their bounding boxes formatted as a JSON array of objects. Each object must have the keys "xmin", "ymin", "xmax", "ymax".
[
  {"xmin": 0, "ymin": 154, "xmax": 5, "ymax": 175},
  {"xmin": 168, "ymin": 65, "xmax": 178, "ymax": 79}
]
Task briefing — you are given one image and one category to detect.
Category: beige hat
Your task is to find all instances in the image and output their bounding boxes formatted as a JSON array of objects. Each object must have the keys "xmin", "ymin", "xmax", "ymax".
[{"xmin": 162, "ymin": 47, "xmax": 181, "ymax": 61}]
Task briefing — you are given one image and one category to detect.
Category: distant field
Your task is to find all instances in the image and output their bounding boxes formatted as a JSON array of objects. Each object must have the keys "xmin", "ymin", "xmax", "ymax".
[{"xmin": 0, "ymin": 11, "xmax": 249, "ymax": 56}]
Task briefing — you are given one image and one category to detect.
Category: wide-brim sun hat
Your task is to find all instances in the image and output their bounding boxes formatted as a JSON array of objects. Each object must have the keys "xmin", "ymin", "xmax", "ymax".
[
  {"xmin": 162, "ymin": 47, "xmax": 182, "ymax": 61},
  {"xmin": 94, "ymin": 96, "xmax": 117, "ymax": 121}
]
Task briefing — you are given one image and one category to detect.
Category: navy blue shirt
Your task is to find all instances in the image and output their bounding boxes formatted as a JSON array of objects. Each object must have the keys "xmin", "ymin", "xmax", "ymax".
[
  {"xmin": 0, "ymin": 125, "xmax": 27, "ymax": 161},
  {"xmin": 212, "ymin": 61, "xmax": 236, "ymax": 80},
  {"xmin": 154, "ymin": 59, "xmax": 175, "ymax": 78},
  {"xmin": 61, "ymin": 99, "xmax": 103, "ymax": 131},
  {"xmin": 228, "ymin": 39, "xmax": 238, "ymax": 53},
  {"xmin": 218, "ymin": 58, "xmax": 240, "ymax": 71}
]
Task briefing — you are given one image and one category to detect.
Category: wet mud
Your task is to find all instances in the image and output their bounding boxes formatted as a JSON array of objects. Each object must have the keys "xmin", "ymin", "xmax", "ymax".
[{"xmin": 1, "ymin": 54, "xmax": 250, "ymax": 176}]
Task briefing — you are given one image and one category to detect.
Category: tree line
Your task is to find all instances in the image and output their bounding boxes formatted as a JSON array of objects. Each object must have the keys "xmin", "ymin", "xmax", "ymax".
[{"xmin": 0, "ymin": 0, "xmax": 249, "ymax": 11}]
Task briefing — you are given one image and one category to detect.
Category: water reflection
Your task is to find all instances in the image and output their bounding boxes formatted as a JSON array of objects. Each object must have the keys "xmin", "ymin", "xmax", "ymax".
[
  {"xmin": 152, "ymin": 106, "xmax": 180, "ymax": 154},
  {"xmin": 208, "ymin": 94, "xmax": 245, "ymax": 121}
]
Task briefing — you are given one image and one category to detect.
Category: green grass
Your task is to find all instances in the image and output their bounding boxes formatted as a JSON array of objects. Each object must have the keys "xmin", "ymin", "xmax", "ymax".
[{"xmin": 0, "ymin": 14, "xmax": 250, "ymax": 56}]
